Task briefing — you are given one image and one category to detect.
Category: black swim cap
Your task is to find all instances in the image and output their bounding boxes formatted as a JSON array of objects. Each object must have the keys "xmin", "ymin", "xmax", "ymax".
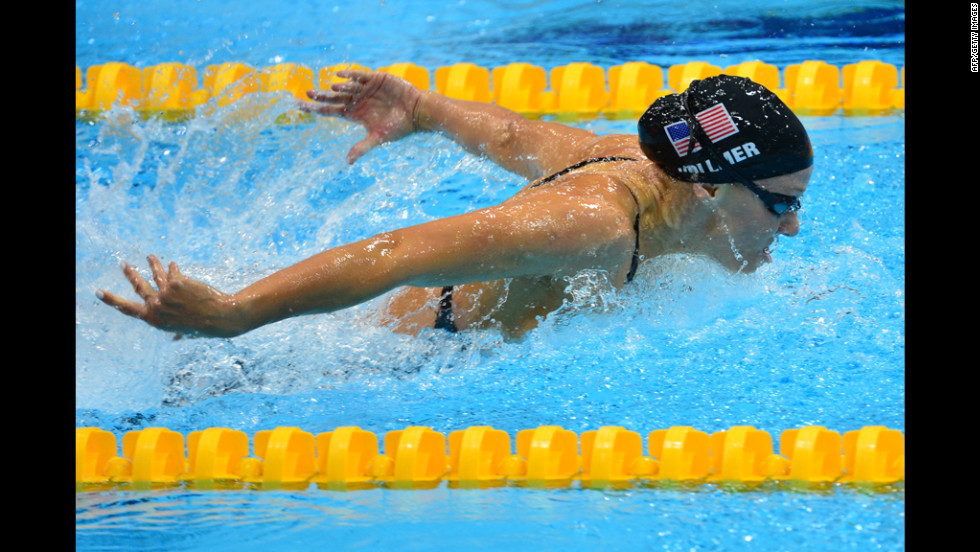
[{"xmin": 637, "ymin": 74, "xmax": 812, "ymax": 184}]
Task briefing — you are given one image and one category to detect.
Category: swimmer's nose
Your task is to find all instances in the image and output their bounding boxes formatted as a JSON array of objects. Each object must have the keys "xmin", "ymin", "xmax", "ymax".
[{"xmin": 778, "ymin": 212, "xmax": 800, "ymax": 237}]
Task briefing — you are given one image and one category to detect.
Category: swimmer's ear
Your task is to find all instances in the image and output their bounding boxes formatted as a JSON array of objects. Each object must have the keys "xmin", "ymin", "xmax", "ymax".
[{"xmin": 692, "ymin": 183, "xmax": 720, "ymax": 200}]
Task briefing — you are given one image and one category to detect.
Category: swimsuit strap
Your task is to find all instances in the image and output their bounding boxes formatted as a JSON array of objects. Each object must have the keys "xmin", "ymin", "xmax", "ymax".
[
  {"xmin": 532, "ymin": 156, "xmax": 642, "ymax": 283},
  {"xmin": 624, "ymin": 186, "xmax": 641, "ymax": 284},
  {"xmin": 436, "ymin": 156, "xmax": 643, "ymax": 332},
  {"xmin": 434, "ymin": 285, "xmax": 458, "ymax": 333},
  {"xmin": 529, "ymin": 156, "xmax": 639, "ymax": 188}
]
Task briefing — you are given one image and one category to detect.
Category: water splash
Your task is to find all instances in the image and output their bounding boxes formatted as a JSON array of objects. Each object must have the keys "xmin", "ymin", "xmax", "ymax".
[{"xmin": 76, "ymin": 99, "xmax": 904, "ymax": 440}]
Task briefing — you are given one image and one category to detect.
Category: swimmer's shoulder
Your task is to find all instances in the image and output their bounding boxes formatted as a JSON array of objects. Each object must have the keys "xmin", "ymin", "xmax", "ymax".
[{"xmin": 582, "ymin": 133, "xmax": 646, "ymax": 157}]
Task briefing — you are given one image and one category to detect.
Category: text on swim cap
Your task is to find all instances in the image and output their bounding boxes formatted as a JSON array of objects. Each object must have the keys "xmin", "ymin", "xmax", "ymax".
[{"xmin": 678, "ymin": 142, "xmax": 760, "ymax": 175}]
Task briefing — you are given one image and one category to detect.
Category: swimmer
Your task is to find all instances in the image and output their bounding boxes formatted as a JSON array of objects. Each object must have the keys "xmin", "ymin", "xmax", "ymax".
[{"xmin": 96, "ymin": 70, "xmax": 813, "ymax": 338}]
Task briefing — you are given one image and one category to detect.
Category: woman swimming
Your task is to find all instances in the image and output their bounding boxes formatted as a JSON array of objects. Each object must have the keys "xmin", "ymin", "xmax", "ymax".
[{"xmin": 96, "ymin": 70, "xmax": 813, "ymax": 338}]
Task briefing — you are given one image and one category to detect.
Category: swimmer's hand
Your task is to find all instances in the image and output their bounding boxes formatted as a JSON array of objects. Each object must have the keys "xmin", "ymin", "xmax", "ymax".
[
  {"xmin": 96, "ymin": 255, "xmax": 246, "ymax": 338},
  {"xmin": 298, "ymin": 70, "xmax": 422, "ymax": 164}
]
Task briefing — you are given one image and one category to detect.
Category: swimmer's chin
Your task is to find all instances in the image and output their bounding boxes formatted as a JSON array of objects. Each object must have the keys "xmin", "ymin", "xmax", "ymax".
[
  {"xmin": 747, "ymin": 251, "xmax": 774, "ymax": 273},
  {"xmin": 717, "ymin": 252, "xmax": 770, "ymax": 274}
]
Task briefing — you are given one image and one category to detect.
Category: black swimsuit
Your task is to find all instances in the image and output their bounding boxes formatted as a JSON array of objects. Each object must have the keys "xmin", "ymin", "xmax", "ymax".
[{"xmin": 434, "ymin": 156, "xmax": 641, "ymax": 333}]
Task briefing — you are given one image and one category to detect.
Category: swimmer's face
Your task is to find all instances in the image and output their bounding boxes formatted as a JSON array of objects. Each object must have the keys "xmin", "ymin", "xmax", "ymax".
[{"xmin": 702, "ymin": 166, "xmax": 812, "ymax": 273}]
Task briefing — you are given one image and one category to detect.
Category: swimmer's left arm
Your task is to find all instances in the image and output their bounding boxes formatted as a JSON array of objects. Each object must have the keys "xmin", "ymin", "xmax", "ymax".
[
  {"xmin": 300, "ymin": 70, "xmax": 422, "ymax": 164},
  {"xmin": 299, "ymin": 69, "xmax": 600, "ymax": 179}
]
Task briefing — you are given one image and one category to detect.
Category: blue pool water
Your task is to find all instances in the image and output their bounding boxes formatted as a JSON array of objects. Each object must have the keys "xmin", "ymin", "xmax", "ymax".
[{"xmin": 76, "ymin": 0, "xmax": 904, "ymax": 550}]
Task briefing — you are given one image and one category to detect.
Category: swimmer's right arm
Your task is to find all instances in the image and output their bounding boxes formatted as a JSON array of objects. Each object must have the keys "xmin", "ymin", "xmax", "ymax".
[
  {"xmin": 299, "ymin": 69, "xmax": 601, "ymax": 180},
  {"xmin": 97, "ymin": 179, "xmax": 635, "ymax": 338},
  {"xmin": 95, "ymin": 245, "xmax": 404, "ymax": 339},
  {"xmin": 96, "ymin": 237, "xmax": 423, "ymax": 339}
]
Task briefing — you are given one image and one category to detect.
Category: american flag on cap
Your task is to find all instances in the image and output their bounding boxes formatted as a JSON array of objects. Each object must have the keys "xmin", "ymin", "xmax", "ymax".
[{"xmin": 665, "ymin": 102, "xmax": 739, "ymax": 157}]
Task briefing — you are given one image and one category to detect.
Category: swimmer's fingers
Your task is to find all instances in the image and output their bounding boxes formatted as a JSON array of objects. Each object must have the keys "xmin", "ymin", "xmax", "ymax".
[
  {"xmin": 96, "ymin": 289, "xmax": 149, "ymax": 321},
  {"xmin": 302, "ymin": 72, "xmax": 382, "ymax": 108},
  {"xmin": 297, "ymin": 101, "xmax": 342, "ymax": 117},
  {"xmin": 98, "ymin": 256, "xmax": 244, "ymax": 338},
  {"xmin": 330, "ymin": 81, "xmax": 362, "ymax": 95},
  {"xmin": 305, "ymin": 89, "xmax": 348, "ymax": 104},
  {"xmin": 300, "ymin": 70, "xmax": 418, "ymax": 164},
  {"xmin": 148, "ymin": 254, "xmax": 169, "ymax": 292},
  {"xmin": 98, "ymin": 258, "xmax": 161, "ymax": 320},
  {"xmin": 334, "ymin": 69, "xmax": 372, "ymax": 83},
  {"xmin": 347, "ymin": 133, "xmax": 385, "ymax": 164},
  {"xmin": 100, "ymin": 256, "xmax": 172, "ymax": 314},
  {"xmin": 121, "ymin": 261, "xmax": 156, "ymax": 301},
  {"xmin": 299, "ymin": 90, "xmax": 353, "ymax": 116},
  {"xmin": 166, "ymin": 265, "xmax": 187, "ymax": 340}
]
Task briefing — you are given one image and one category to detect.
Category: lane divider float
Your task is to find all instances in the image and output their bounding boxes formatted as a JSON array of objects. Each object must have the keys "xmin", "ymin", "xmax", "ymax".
[
  {"xmin": 75, "ymin": 59, "xmax": 905, "ymax": 121},
  {"xmin": 76, "ymin": 424, "xmax": 905, "ymax": 491}
]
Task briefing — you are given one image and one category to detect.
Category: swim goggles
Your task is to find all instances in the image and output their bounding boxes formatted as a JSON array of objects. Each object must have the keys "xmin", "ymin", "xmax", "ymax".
[
  {"xmin": 681, "ymin": 88, "xmax": 803, "ymax": 217},
  {"xmin": 735, "ymin": 178, "xmax": 802, "ymax": 217}
]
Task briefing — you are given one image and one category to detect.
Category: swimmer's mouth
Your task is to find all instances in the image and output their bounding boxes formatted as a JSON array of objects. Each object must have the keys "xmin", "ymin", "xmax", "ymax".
[{"xmin": 763, "ymin": 239, "xmax": 775, "ymax": 263}]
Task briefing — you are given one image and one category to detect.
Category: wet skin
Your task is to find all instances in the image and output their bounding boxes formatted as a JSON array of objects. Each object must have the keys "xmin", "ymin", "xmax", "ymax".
[{"xmin": 97, "ymin": 70, "xmax": 811, "ymax": 339}]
